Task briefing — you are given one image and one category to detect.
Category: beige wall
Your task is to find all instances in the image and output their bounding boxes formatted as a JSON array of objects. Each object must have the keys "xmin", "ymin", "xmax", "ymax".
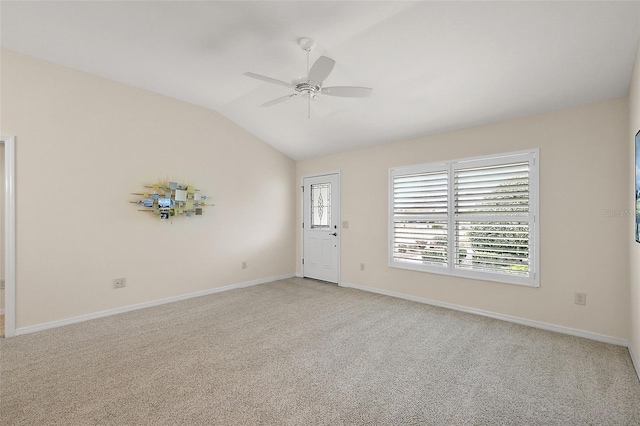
[
  {"xmin": 629, "ymin": 41, "xmax": 640, "ymax": 367},
  {"xmin": 1, "ymin": 50, "xmax": 296, "ymax": 329},
  {"xmin": 298, "ymin": 98, "xmax": 630, "ymax": 340}
]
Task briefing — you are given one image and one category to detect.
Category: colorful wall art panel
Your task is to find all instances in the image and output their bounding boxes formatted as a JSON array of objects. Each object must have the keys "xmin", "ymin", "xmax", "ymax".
[
  {"xmin": 636, "ymin": 130, "xmax": 640, "ymax": 242},
  {"xmin": 131, "ymin": 180, "xmax": 213, "ymax": 220}
]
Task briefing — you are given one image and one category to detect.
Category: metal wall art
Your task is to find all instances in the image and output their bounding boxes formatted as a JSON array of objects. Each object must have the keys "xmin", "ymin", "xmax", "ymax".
[{"xmin": 131, "ymin": 181, "xmax": 213, "ymax": 220}]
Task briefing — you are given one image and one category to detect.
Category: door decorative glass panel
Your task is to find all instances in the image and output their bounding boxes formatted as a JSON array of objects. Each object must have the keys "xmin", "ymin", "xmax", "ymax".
[{"xmin": 311, "ymin": 183, "xmax": 331, "ymax": 229}]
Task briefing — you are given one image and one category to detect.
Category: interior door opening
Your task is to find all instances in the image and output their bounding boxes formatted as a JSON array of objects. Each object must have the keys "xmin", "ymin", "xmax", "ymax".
[
  {"xmin": 0, "ymin": 143, "xmax": 4, "ymax": 338},
  {"xmin": 1, "ymin": 135, "xmax": 16, "ymax": 338}
]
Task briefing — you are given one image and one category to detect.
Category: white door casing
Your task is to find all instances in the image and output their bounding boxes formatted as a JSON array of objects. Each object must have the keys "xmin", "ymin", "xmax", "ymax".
[
  {"xmin": 302, "ymin": 173, "xmax": 339, "ymax": 283},
  {"xmin": 1, "ymin": 135, "xmax": 16, "ymax": 338}
]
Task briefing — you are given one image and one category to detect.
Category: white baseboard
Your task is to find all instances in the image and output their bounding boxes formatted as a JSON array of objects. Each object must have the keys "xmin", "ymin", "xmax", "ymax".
[
  {"xmin": 295, "ymin": 272, "xmax": 303, "ymax": 278},
  {"xmin": 341, "ymin": 281, "xmax": 629, "ymax": 347},
  {"xmin": 629, "ymin": 344, "xmax": 640, "ymax": 381},
  {"xmin": 15, "ymin": 273, "xmax": 295, "ymax": 336}
]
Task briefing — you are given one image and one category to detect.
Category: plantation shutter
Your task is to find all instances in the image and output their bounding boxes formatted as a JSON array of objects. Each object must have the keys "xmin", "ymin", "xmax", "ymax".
[
  {"xmin": 389, "ymin": 150, "xmax": 538, "ymax": 287},
  {"xmin": 453, "ymin": 155, "xmax": 533, "ymax": 281},
  {"xmin": 391, "ymin": 166, "xmax": 448, "ymax": 270}
]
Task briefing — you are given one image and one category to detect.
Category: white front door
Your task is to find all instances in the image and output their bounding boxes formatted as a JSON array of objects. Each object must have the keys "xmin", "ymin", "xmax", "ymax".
[{"xmin": 303, "ymin": 173, "xmax": 340, "ymax": 283}]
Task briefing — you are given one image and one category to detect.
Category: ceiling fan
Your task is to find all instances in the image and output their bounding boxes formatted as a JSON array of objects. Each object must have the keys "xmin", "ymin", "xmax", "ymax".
[{"xmin": 244, "ymin": 37, "xmax": 373, "ymax": 117}]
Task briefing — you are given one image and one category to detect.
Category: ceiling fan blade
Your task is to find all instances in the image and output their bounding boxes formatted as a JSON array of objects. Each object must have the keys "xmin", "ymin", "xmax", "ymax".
[
  {"xmin": 321, "ymin": 86, "xmax": 373, "ymax": 97},
  {"xmin": 307, "ymin": 56, "xmax": 335, "ymax": 85},
  {"xmin": 244, "ymin": 72, "xmax": 293, "ymax": 88},
  {"xmin": 260, "ymin": 94, "xmax": 297, "ymax": 107}
]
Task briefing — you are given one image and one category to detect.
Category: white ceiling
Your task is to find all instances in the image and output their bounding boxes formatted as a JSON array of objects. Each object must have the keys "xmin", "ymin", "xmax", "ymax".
[{"xmin": 2, "ymin": 1, "xmax": 639, "ymax": 160}]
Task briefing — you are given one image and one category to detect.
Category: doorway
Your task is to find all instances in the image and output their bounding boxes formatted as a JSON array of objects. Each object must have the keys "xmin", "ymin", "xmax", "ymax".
[
  {"xmin": 1, "ymin": 135, "xmax": 16, "ymax": 338},
  {"xmin": 0, "ymin": 143, "xmax": 4, "ymax": 337},
  {"xmin": 302, "ymin": 173, "xmax": 340, "ymax": 284}
]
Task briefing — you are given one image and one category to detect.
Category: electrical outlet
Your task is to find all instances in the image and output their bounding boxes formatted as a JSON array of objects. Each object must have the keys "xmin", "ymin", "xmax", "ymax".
[
  {"xmin": 574, "ymin": 292, "xmax": 586, "ymax": 306},
  {"xmin": 113, "ymin": 277, "xmax": 127, "ymax": 289},
  {"xmin": 242, "ymin": 261, "xmax": 247, "ymax": 269},
  {"xmin": 0, "ymin": 279, "xmax": 4, "ymax": 290},
  {"xmin": 360, "ymin": 263, "xmax": 365, "ymax": 271},
  {"xmin": 342, "ymin": 221, "xmax": 349, "ymax": 229}
]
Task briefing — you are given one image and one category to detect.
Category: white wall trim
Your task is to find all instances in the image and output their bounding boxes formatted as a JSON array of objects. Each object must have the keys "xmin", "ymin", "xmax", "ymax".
[
  {"xmin": 15, "ymin": 273, "xmax": 295, "ymax": 336},
  {"xmin": 629, "ymin": 344, "xmax": 640, "ymax": 382},
  {"xmin": 1, "ymin": 135, "xmax": 16, "ymax": 338},
  {"xmin": 341, "ymin": 281, "xmax": 629, "ymax": 347}
]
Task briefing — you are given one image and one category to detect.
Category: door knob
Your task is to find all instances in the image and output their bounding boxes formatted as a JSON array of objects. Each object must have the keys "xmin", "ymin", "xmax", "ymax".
[{"xmin": 330, "ymin": 232, "xmax": 337, "ymax": 236}]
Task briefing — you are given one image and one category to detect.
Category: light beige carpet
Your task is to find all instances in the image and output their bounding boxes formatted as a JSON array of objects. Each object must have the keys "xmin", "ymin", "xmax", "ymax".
[{"xmin": 1, "ymin": 277, "xmax": 639, "ymax": 425}]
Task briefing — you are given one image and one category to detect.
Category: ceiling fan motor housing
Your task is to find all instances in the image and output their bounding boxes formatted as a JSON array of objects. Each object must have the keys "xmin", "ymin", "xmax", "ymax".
[{"xmin": 295, "ymin": 82, "xmax": 320, "ymax": 95}]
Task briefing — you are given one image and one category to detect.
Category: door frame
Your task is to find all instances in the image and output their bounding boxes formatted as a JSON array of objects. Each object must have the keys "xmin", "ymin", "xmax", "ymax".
[
  {"xmin": 1, "ymin": 135, "xmax": 16, "ymax": 338},
  {"xmin": 301, "ymin": 171, "xmax": 341, "ymax": 285}
]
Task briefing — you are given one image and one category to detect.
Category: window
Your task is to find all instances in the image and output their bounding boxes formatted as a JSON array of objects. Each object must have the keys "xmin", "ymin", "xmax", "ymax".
[
  {"xmin": 311, "ymin": 183, "xmax": 331, "ymax": 229},
  {"xmin": 389, "ymin": 150, "xmax": 539, "ymax": 287}
]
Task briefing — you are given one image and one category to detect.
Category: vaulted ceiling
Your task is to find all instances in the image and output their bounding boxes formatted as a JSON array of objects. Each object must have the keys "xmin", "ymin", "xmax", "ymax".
[{"xmin": 2, "ymin": 1, "xmax": 639, "ymax": 160}]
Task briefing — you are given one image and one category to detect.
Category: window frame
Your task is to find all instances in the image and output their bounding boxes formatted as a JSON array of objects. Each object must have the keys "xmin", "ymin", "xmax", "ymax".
[{"xmin": 389, "ymin": 149, "xmax": 539, "ymax": 287}]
